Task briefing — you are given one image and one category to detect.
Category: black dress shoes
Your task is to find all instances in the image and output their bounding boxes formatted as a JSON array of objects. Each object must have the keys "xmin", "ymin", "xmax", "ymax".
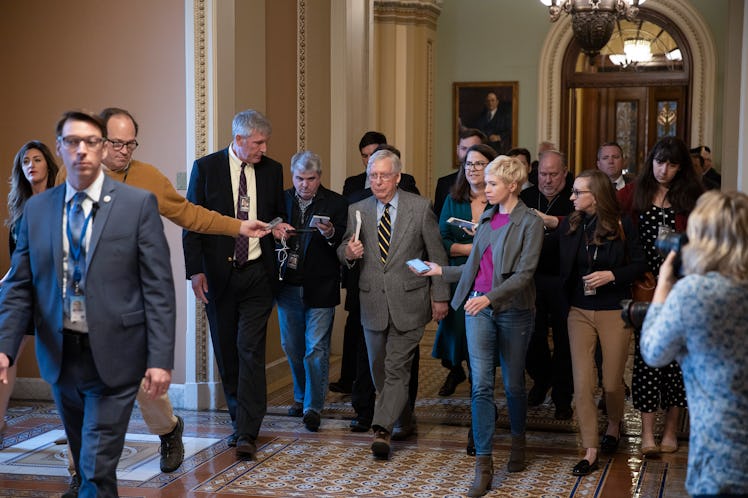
[
  {"xmin": 226, "ymin": 432, "xmax": 238, "ymax": 447},
  {"xmin": 61, "ymin": 473, "xmax": 81, "ymax": 498},
  {"xmin": 303, "ymin": 410, "xmax": 321, "ymax": 432},
  {"xmin": 438, "ymin": 367, "xmax": 467, "ymax": 396},
  {"xmin": 554, "ymin": 405, "xmax": 574, "ymax": 420},
  {"xmin": 288, "ymin": 402, "xmax": 303, "ymax": 417},
  {"xmin": 527, "ymin": 384, "xmax": 549, "ymax": 407},
  {"xmin": 328, "ymin": 381, "xmax": 353, "ymax": 394},
  {"xmin": 600, "ymin": 434, "xmax": 620, "ymax": 454},
  {"xmin": 572, "ymin": 458, "xmax": 599, "ymax": 476},
  {"xmin": 236, "ymin": 437, "xmax": 257, "ymax": 460},
  {"xmin": 350, "ymin": 418, "xmax": 371, "ymax": 433}
]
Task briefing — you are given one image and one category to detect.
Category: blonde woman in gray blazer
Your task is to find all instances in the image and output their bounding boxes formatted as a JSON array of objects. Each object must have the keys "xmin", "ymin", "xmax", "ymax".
[{"xmin": 420, "ymin": 156, "xmax": 543, "ymax": 497}]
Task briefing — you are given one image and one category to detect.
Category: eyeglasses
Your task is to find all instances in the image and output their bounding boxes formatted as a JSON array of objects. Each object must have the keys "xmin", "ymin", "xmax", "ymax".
[
  {"xmin": 571, "ymin": 189, "xmax": 592, "ymax": 197},
  {"xmin": 108, "ymin": 139, "xmax": 139, "ymax": 152},
  {"xmin": 464, "ymin": 161, "xmax": 488, "ymax": 170},
  {"xmin": 368, "ymin": 172, "xmax": 398, "ymax": 181},
  {"xmin": 58, "ymin": 136, "xmax": 105, "ymax": 150}
]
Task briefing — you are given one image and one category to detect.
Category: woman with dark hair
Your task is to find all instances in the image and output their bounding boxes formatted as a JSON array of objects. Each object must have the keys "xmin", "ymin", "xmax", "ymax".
[
  {"xmin": 618, "ymin": 136, "xmax": 704, "ymax": 456},
  {"xmin": 432, "ymin": 144, "xmax": 497, "ymax": 399},
  {"xmin": 1, "ymin": 141, "xmax": 59, "ymax": 442},
  {"xmin": 642, "ymin": 190, "xmax": 748, "ymax": 496},
  {"xmin": 559, "ymin": 169, "xmax": 647, "ymax": 475}
]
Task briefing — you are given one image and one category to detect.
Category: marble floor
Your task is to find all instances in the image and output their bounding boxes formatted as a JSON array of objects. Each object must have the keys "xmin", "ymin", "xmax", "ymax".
[{"xmin": 0, "ymin": 337, "xmax": 689, "ymax": 497}]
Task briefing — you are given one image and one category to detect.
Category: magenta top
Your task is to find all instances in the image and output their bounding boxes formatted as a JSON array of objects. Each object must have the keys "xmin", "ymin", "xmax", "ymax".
[{"xmin": 473, "ymin": 212, "xmax": 511, "ymax": 293}]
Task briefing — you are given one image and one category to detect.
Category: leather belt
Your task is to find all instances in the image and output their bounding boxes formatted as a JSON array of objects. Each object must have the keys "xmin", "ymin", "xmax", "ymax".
[
  {"xmin": 232, "ymin": 258, "xmax": 262, "ymax": 270},
  {"xmin": 62, "ymin": 329, "xmax": 90, "ymax": 348}
]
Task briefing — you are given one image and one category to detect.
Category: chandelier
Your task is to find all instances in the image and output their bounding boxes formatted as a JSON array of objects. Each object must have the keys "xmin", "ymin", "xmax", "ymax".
[{"xmin": 540, "ymin": 0, "xmax": 645, "ymax": 58}]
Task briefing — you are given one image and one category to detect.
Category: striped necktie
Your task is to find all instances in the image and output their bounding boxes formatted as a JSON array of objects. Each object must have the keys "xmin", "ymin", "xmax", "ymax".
[{"xmin": 378, "ymin": 203, "xmax": 391, "ymax": 264}]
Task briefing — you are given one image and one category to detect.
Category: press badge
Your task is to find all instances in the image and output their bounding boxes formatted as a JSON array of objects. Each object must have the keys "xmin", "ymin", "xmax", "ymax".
[
  {"xmin": 658, "ymin": 225, "xmax": 674, "ymax": 238},
  {"xmin": 287, "ymin": 251, "xmax": 299, "ymax": 270},
  {"xmin": 69, "ymin": 295, "xmax": 87, "ymax": 323},
  {"xmin": 239, "ymin": 195, "xmax": 250, "ymax": 213}
]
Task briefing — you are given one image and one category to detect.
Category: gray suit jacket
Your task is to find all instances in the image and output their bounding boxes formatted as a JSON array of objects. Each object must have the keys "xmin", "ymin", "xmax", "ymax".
[
  {"xmin": 443, "ymin": 200, "xmax": 544, "ymax": 314},
  {"xmin": 338, "ymin": 190, "xmax": 449, "ymax": 331},
  {"xmin": 0, "ymin": 174, "xmax": 176, "ymax": 388}
]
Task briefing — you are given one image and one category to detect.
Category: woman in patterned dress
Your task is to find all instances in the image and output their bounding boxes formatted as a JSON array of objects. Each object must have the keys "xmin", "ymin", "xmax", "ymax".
[
  {"xmin": 617, "ymin": 136, "xmax": 704, "ymax": 456},
  {"xmin": 641, "ymin": 190, "xmax": 748, "ymax": 496}
]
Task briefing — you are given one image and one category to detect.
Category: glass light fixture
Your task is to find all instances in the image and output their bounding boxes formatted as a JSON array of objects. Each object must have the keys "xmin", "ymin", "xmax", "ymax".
[{"xmin": 540, "ymin": 0, "xmax": 645, "ymax": 57}]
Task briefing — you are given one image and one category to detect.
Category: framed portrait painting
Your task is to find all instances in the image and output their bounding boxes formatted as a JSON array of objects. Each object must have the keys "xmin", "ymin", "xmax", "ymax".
[{"xmin": 454, "ymin": 81, "xmax": 518, "ymax": 160}]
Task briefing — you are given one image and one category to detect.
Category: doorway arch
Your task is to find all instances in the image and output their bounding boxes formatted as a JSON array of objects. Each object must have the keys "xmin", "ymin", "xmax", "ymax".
[{"xmin": 537, "ymin": 0, "xmax": 717, "ymax": 152}]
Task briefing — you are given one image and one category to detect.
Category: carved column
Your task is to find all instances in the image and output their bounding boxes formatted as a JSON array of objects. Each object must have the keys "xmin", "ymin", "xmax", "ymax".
[{"xmin": 372, "ymin": 0, "xmax": 442, "ymax": 195}]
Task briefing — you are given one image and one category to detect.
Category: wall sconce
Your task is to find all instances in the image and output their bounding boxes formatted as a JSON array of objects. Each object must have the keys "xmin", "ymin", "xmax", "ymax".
[{"xmin": 540, "ymin": 0, "xmax": 645, "ymax": 57}]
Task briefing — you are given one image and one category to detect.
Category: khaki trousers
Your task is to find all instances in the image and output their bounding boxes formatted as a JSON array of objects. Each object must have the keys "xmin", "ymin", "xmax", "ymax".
[
  {"xmin": 136, "ymin": 378, "xmax": 178, "ymax": 436},
  {"xmin": 568, "ymin": 307, "xmax": 630, "ymax": 449}
]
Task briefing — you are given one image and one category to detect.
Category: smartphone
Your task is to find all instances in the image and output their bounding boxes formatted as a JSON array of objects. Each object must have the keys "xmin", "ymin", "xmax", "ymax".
[
  {"xmin": 406, "ymin": 258, "xmax": 431, "ymax": 274},
  {"xmin": 266, "ymin": 217, "xmax": 283, "ymax": 229},
  {"xmin": 446, "ymin": 217, "xmax": 478, "ymax": 230},
  {"xmin": 310, "ymin": 214, "xmax": 330, "ymax": 225}
]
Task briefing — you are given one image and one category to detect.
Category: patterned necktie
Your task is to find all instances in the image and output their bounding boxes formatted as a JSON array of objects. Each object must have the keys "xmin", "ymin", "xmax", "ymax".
[
  {"xmin": 234, "ymin": 163, "xmax": 249, "ymax": 265},
  {"xmin": 67, "ymin": 192, "xmax": 88, "ymax": 294},
  {"xmin": 378, "ymin": 203, "xmax": 391, "ymax": 264}
]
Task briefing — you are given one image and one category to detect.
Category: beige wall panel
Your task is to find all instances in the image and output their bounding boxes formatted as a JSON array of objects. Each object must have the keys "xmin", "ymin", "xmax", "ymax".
[{"xmin": 0, "ymin": 0, "xmax": 188, "ymax": 381}]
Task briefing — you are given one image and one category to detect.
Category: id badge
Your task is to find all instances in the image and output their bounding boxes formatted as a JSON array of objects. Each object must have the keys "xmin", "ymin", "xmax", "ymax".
[
  {"xmin": 658, "ymin": 225, "xmax": 673, "ymax": 238},
  {"xmin": 287, "ymin": 251, "xmax": 299, "ymax": 270},
  {"xmin": 239, "ymin": 195, "xmax": 250, "ymax": 213},
  {"xmin": 69, "ymin": 295, "xmax": 87, "ymax": 323}
]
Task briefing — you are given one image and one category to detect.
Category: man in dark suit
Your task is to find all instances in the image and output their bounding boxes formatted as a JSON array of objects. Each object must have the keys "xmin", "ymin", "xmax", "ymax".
[
  {"xmin": 0, "ymin": 110, "xmax": 176, "ymax": 497},
  {"xmin": 691, "ymin": 145, "xmax": 721, "ymax": 190},
  {"xmin": 276, "ymin": 151, "xmax": 348, "ymax": 432},
  {"xmin": 183, "ymin": 109, "xmax": 289, "ymax": 460},
  {"xmin": 473, "ymin": 91, "xmax": 511, "ymax": 154},
  {"xmin": 338, "ymin": 149, "xmax": 449, "ymax": 460},
  {"xmin": 520, "ymin": 149, "xmax": 575, "ymax": 420},
  {"xmin": 433, "ymin": 128, "xmax": 486, "ymax": 217},
  {"xmin": 597, "ymin": 142, "xmax": 635, "ymax": 191}
]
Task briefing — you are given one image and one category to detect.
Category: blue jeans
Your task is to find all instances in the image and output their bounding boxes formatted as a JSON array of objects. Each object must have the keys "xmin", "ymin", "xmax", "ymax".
[
  {"xmin": 276, "ymin": 285, "xmax": 335, "ymax": 415},
  {"xmin": 466, "ymin": 307, "xmax": 533, "ymax": 456}
]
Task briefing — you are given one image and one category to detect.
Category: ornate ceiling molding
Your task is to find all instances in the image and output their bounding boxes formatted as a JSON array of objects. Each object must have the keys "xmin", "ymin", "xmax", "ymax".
[{"xmin": 373, "ymin": 0, "xmax": 442, "ymax": 30}]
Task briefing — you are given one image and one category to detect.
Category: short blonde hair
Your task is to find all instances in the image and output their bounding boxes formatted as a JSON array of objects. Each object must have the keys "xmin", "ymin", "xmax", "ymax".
[
  {"xmin": 682, "ymin": 190, "xmax": 748, "ymax": 280},
  {"xmin": 485, "ymin": 155, "xmax": 527, "ymax": 188}
]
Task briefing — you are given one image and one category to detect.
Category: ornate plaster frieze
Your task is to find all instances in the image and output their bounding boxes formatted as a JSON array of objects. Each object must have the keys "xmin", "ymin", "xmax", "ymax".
[{"xmin": 373, "ymin": 0, "xmax": 442, "ymax": 30}]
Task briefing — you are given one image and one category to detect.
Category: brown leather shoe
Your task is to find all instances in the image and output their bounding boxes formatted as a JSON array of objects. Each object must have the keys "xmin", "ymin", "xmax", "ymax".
[
  {"xmin": 236, "ymin": 437, "xmax": 257, "ymax": 460},
  {"xmin": 371, "ymin": 429, "xmax": 391, "ymax": 459}
]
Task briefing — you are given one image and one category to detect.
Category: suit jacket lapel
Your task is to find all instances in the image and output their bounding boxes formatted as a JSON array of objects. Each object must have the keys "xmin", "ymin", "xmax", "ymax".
[
  {"xmin": 386, "ymin": 190, "xmax": 412, "ymax": 267},
  {"xmin": 218, "ymin": 149, "xmax": 235, "ymax": 216},
  {"xmin": 87, "ymin": 176, "xmax": 116, "ymax": 265},
  {"xmin": 51, "ymin": 186, "xmax": 66, "ymax": 287}
]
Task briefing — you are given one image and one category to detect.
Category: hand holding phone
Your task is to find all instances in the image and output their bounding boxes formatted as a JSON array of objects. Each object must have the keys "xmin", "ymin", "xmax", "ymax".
[
  {"xmin": 310, "ymin": 214, "xmax": 330, "ymax": 225},
  {"xmin": 446, "ymin": 217, "xmax": 478, "ymax": 231},
  {"xmin": 406, "ymin": 258, "xmax": 431, "ymax": 274},
  {"xmin": 266, "ymin": 217, "xmax": 283, "ymax": 229}
]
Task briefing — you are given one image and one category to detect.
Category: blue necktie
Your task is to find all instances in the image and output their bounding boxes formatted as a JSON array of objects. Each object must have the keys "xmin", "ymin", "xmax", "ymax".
[{"xmin": 68, "ymin": 192, "xmax": 88, "ymax": 293}]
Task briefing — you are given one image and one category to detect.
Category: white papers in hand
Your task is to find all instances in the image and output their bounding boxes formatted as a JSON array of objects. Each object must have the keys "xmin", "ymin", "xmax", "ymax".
[{"xmin": 354, "ymin": 210, "xmax": 362, "ymax": 241}]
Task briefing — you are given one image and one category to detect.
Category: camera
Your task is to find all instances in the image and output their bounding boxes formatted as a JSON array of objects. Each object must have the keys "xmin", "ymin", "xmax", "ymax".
[
  {"xmin": 620, "ymin": 232, "xmax": 689, "ymax": 330},
  {"xmin": 620, "ymin": 299, "xmax": 651, "ymax": 330},
  {"xmin": 654, "ymin": 231, "xmax": 688, "ymax": 275}
]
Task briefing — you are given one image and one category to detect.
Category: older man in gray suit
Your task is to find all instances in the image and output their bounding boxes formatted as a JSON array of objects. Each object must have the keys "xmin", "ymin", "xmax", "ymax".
[{"xmin": 338, "ymin": 149, "xmax": 449, "ymax": 459}]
